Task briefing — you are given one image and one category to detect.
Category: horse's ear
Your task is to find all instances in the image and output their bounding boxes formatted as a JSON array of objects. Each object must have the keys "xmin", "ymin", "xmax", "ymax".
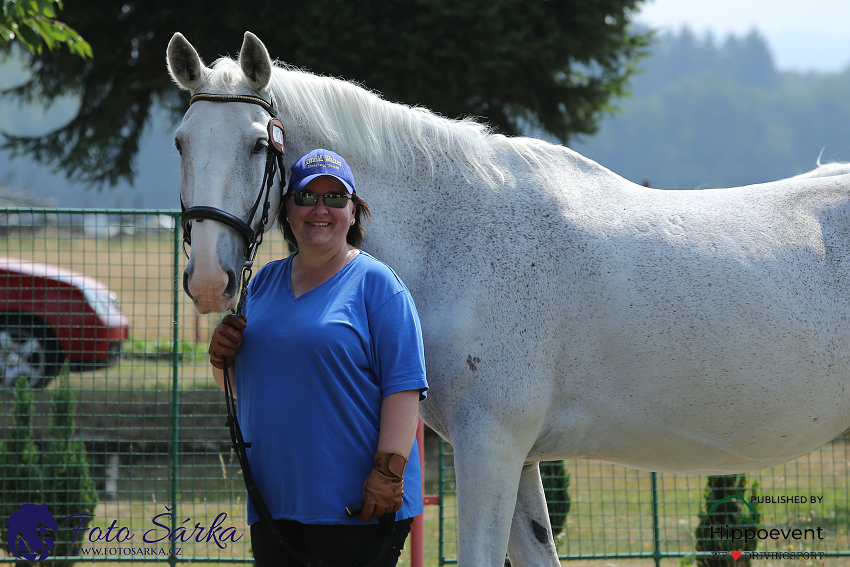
[
  {"xmin": 239, "ymin": 32, "xmax": 273, "ymax": 91},
  {"xmin": 167, "ymin": 33, "xmax": 206, "ymax": 92}
]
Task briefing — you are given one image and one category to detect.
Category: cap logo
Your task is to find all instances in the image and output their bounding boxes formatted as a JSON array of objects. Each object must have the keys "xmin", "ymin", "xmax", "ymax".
[
  {"xmin": 304, "ymin": 154, "xmax": 342, "ymax": 169},
  {"xmin": 290, "ymin": 149, "xmax": 355, "ymax": 193}
]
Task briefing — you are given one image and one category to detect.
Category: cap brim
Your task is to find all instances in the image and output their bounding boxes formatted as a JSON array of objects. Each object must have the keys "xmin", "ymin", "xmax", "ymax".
[{"xmin": 291, "ymin": 173, "xmax": 355, "ymax": 194}]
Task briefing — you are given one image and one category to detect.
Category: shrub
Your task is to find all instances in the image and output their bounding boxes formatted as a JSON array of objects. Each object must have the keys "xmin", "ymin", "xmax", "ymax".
[
  {"xmin": 540, "ymin": 460, "xmax": 571, "ymax": 541},
  {"xmin": 694, "ymin": 474, "xmax": 761, "ymax": 567},
  {"xmin": 43, "ymin": 362, "xmax": 98, "ymax": 565},
  {"xmin": 0, "ymin": 363, "xmax": 97, "ymax": 566}
]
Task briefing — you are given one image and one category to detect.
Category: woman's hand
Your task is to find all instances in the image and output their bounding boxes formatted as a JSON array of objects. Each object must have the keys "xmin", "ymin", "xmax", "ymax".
[
  {"xmin": 209, "ymin": 314, "xmax": 247, "ymax": 368},
  {"xmin": 360, "ymin": 452, "xmax": 407, "ymax": 521}
]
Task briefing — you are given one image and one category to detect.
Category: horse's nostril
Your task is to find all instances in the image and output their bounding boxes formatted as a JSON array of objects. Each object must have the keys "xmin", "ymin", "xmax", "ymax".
[
  {"xmin": 224, "ymin": 270, "xmax": 238, "ymax": 298},
  {"xmin": 183, "ymin": 272, "xmax": 194, "ymax": 300}
]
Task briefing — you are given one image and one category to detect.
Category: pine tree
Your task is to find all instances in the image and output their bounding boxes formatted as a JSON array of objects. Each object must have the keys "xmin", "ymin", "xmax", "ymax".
[
  {"xmin": 540, "ymin": 460, "xmax": 571, "ymax": 541},
  {"xmin": 42, "ymin": 361, "xmax": 97, "ymax": 565},
  {"xmin": 695, "ymin": 474, "xmax": 761, "ymax": 567},
  {"xmin": 0, "ymin": 378, "xmax": 46, "ymax": 562}
]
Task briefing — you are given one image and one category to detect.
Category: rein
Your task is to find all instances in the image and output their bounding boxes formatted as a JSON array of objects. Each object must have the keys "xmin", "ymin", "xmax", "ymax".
[{"xmin": 180, "ymin": 94, "xmax": 394, "ymax": 567}]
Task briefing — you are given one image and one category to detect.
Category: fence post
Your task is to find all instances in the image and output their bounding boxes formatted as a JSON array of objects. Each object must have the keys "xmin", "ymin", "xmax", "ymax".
[
  {"xmin": 438, "ymin": 437, "xmax": 445, "ymax": 566},
  {"xmin": 170, "ymin": 213, "xmax": 181, "ymax": 567},
  {"xmin": 651, "ymin": 471, "xmax": 661, "ymax": 567},
  {"xmin": 411, "ymin": 419, "xmax": 425, "ymax": 567}
]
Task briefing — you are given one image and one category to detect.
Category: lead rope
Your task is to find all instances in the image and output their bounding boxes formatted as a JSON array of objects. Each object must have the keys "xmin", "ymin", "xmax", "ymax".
[{"xmin": 220, "ymin": 246, "xmax": 395, "ymax": 567}]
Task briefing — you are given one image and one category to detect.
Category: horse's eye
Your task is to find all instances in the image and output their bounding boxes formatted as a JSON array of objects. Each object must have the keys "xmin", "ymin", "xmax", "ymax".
[
  {"xmin": 174, "ymin": 139, "xmax": 182, "ymax": 155},
  {"xmin": 253, "ymin": 139, "xmax": 267, "ymax": 154}
]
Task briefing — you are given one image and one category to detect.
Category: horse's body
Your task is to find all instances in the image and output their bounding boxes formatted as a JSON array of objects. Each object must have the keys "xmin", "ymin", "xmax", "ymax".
[{"xmin": 168, "ymin": 32, "xmax": 850, "ymax": 566}]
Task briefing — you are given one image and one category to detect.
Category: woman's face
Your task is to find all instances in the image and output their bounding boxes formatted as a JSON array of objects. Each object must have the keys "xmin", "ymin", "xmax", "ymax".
[{"xmin": 285, "ymin": 176, "xmax": 355, "ymax": 252}]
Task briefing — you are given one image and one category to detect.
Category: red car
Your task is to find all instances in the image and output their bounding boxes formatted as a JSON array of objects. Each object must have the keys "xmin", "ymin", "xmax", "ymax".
[{"xmin": 0, "ymin": 257, "xmax": 129, "ymax": 389}]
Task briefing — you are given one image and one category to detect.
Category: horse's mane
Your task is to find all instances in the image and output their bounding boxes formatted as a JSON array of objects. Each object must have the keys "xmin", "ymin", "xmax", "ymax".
[
  {"xmin": 791, "ymin": 161, "xmax": 850, "ymax": 179},
  {"xmin": 207, "ymin": 58, "xmax": 547, "ymax": 187}
]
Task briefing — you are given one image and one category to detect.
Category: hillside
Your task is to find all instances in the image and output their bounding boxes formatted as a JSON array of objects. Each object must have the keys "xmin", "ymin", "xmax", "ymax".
[{"xmin": 571, "ymin": 28, "xmax": 850, "ymax": 189}]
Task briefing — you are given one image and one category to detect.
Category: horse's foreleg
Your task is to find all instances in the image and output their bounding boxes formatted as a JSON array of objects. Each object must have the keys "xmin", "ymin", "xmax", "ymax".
[
  {"xmin": 507, "ymin": 462, "xmax": 560, "ymax": 567},
  {"xmin": 453, "ymin": 431, "xmax": 526, "ymax": 567}
]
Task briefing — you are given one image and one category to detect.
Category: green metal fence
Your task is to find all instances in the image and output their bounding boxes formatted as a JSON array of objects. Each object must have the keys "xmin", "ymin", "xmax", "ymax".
[
  {"xmin": 438, "ymin": 427, "xmax": 850, "ymax": 564},
  {"xmin": 0, "ymin": 207, "xmax": 285, "ymax": 563},
  {"xmin": 2, "ymin": 207, "xmax": 849, "ymax": 565}
]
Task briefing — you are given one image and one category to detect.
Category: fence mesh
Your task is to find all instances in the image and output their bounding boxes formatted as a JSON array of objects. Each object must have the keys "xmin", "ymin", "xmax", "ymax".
[
  {"xmin": 2, "ymin": 208, "xmax": 848, "ymax": 565},
  {"xmin": 0, "ymin": 208, "xmax": 290, "ymax": 562},
  {"xmin": 438, "ymin": 433, "xmax": 850, "ymax": 564}
]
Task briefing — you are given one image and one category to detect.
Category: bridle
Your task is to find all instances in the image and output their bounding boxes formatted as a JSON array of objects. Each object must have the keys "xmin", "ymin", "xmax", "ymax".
[{"xmin": 180, "ymin": 92, "xmax": 287, "ymax": 312}]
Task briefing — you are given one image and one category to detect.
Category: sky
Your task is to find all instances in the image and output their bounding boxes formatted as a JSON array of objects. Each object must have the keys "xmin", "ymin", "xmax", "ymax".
[{"xmin": 635, "ymin": 0, "xmax": 850, "ymax": 73}]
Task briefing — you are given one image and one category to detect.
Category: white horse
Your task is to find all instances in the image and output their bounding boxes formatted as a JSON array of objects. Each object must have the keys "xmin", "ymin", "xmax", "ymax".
[{"xmin": 167, "ymin": 32, "xmax": 850, "ymax": 567}]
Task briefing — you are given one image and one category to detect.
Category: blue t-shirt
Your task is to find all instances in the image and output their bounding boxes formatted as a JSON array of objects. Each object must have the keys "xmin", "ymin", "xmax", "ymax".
[{"xmin": 235, "ymin": 251, "xmax": 428, "ymax": 525}]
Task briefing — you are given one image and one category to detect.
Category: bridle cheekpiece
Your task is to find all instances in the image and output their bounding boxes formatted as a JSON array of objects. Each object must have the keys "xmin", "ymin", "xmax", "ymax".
[{"xmin": 179, "ymin": 93, "xmax": 287, "ymax": 308}]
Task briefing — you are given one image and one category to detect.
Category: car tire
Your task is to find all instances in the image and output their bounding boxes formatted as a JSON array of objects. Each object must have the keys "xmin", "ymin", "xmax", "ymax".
[{"xmin": 0, "ymin": 313, "xmax": 61, "ymax": 389}]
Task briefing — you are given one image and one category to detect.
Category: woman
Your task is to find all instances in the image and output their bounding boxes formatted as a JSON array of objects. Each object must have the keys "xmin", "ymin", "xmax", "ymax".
[{"xmin": 208, "ymin": 149, "xmax": 428, "ymax": 566}]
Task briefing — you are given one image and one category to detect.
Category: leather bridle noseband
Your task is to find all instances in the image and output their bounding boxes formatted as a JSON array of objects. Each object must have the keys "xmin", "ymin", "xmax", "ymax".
[{"xmin": 180, "ymin": 92, "xmax": 287, "ymax": 309}]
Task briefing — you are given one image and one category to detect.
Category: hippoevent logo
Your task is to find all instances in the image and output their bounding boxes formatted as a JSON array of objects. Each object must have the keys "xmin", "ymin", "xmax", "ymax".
[
  {"xmin": 704, "ymin": 492, "xmax": 826, "ymax": 545},
  {"xmin": 702, "ymin": 491, "xmax": 760, "ymax": 526},
  {"xmin": 5, "ymin": 503, "xmax": 58, "ymax": 561},
  {"xmin": 5, "ymin": 504, "xmax": 243, "ymax": 560}
]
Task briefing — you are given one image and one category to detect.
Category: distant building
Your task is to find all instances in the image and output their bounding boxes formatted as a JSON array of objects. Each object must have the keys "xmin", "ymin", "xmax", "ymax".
[{"xmin": 0, "ymin": 186, "xmax": 56, "ymax": 207}]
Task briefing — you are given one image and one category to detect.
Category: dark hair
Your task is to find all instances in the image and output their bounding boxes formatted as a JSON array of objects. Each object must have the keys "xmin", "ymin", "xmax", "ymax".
[{"xmin": 277, "ymin": 191, "xmax": 372, "ymax": 248}]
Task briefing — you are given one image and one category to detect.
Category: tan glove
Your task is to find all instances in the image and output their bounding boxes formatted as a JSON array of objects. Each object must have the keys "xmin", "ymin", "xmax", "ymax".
[
  {"xmin": 360, "ymin": 452, "xmax": 407, "ymax": 522},
  {"xmin": 209, "ymin": 314, "xmax": 247, "ymax": 369}
]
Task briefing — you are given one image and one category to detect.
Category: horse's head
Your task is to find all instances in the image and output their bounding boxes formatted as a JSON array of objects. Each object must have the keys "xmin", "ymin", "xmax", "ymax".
[{"xmin": 167, "ymin": 32, "xmax": 285, "ymax": 313}]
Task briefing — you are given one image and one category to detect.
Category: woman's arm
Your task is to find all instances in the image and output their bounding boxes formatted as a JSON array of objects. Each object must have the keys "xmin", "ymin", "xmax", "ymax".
[
  {"xmin": 360, "ymin": 388, "xmax": 421, "ymax": 521},
  {"xmin": 211, "ymin": 364, "xmax": 237, "ymax": 397},
  {"xmin": 377, "ymin": 389, "xmax": 421, "ymax": 454}
]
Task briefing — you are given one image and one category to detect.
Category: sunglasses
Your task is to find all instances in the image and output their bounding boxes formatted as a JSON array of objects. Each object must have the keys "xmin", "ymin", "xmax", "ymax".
[{"xmin": 289, "ymin": 192, "xmax": 352, "ymax": 208}]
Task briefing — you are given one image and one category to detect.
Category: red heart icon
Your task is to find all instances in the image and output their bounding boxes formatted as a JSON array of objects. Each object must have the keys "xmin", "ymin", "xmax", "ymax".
[{"xmin": 730, "ymin": 551, "xmax": 742, "ymax": 560}]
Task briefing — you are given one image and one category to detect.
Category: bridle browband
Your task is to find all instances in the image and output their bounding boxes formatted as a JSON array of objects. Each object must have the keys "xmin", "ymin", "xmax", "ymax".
[{"xmin": 180, "ymin": 92, "xmax": 287, "ymax": 310}]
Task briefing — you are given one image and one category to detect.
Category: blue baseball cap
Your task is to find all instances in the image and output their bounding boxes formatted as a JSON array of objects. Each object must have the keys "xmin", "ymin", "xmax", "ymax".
[{"xmin": 289, "ymin": 149, "xmax": 356, "ymax": 194}]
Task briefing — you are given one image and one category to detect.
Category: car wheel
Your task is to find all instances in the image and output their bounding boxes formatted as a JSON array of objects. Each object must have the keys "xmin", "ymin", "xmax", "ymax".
[{"xmin": 0, "ymin": 315, "xmax": 60, "ymax": 389}]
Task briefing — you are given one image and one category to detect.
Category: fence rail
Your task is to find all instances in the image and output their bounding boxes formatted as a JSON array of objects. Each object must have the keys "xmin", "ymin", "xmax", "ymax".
[{"xmin": 1, "ymin": 207, "xmax": 848, "ymax": 565}]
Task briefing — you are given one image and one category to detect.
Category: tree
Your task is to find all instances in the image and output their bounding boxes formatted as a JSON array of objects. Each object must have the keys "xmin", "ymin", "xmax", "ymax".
[
  {"xmin": 0, "ymin": 0, "xmax": 91, "ymax": 58},
  {"xmin": 540, "ymin": 460, "xmax": 571, "ymax": 541},
  {"xmin": 42, "ymin": 363, "xmax": 97, "ymax": 566},
  {"xmin": 1, "ymin": 0, "xmax": 650, "ymax": 186},
  {"xmin": 694, "ymin": 474, "xmax": 761, "ymax": 567},
  {"xmin": 0, "ymin": 378, "xmax": 45, "ymax": 563}
]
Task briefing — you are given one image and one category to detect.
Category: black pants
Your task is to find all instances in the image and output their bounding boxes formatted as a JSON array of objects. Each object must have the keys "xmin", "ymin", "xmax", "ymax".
[{"xmin": 250, "ymin": 516, "xmax": 414, "ymax": 567}]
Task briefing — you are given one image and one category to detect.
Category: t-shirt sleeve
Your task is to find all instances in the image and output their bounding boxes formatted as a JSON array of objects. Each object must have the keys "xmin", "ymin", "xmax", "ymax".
[{"xmin": 368, "ymin": 289, "xmax": 428, "ymax": 400}]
